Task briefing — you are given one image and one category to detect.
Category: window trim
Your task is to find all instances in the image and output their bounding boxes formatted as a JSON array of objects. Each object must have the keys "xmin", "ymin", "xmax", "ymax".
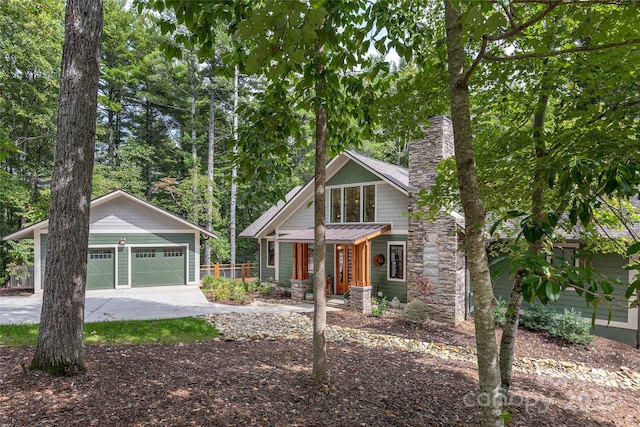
[
  {"xmin": 327, "ymin": 183, "xmax": 377, "ymax": 224},
  {"xmin": 547, "ymin": 243, "xmax": 580, "ymax": 290},
  {"xmin": 387, "ymin": 241, "xmax": 406, "ymax": 282},
  {"xmin": 266, "ymin": 240, "xmax": 276, "ymax": 268}
]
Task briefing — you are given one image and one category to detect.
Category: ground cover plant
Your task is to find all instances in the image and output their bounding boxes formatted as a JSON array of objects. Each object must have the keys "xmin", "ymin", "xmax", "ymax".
[
  {"xmin": 0, "ymin": 317, "xmax": 218, "ymax": 347},
  {"xmin": 1, "ymin": 311, "xmax": 638, "ymax": 426}
]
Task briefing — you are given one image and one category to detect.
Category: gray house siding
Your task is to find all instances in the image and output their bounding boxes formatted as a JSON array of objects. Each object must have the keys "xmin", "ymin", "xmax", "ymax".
[
  {"xmin": 280, "ymin": 201, "xmax": 313, "ymax": 231},
  {"xmin": 376, "ymin": 183, "xmax": 408, "ymax": 229}
]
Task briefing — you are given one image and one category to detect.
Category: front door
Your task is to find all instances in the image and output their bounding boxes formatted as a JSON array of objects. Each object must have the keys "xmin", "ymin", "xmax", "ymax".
[{"xmin": 335, "ymin": 245, "xmax": 349, "ymax": 294}]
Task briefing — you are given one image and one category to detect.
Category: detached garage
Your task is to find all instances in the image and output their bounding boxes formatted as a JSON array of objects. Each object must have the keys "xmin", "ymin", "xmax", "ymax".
[{"xmin": 3, "ymin": 190, "xmax": 217, "ymax": 293}]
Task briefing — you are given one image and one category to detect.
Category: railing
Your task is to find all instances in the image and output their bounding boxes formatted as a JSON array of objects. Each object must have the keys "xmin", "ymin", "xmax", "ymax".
[{"xmin": 199, "ymin": 262, "xmax": 258, "ymax": 281}]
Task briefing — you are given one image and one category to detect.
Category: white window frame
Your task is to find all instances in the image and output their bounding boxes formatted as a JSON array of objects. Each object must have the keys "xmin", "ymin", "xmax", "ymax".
[
  {"xmin": 327, "ymin": 182, "xmax": 377, "ymax": 224},
  {"xmin": 546, "ymin": 243, "xmax": 580, "ymax": 290},
  {"xmin": 387, "ymin": 241, "xmax": 406, "ymax": 282},
  {"xmin": 266, "ymin": 239, "xmax": 276, "ymax": 268}
]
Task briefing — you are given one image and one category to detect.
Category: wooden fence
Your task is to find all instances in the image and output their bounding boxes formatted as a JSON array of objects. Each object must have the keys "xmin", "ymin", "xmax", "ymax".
[{"xmin": 199, "ymin": 262, "xmax": 258, "ymax": 281}]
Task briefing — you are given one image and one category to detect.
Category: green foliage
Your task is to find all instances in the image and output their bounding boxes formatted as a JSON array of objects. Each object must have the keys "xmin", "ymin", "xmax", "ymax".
[
  {"xmin": 0, "ymin": 317, "xmax": 218, "ymax": 347},
  {"xmin": 201, "ymin": 275, "xmax": 246, "ymax": 303},
  {"xmin": 403, "ymin": 298, "xmax": 430, "ymax": 325},
  {"xmin": 493, "ymin": 297, "xmax": 507, "ymax": 327},
  {"xmin": 371, "ymin": 296, "xmax": 389, "ymax": 317},
  {"xmin": 519, "ymin": 300, "xmax": 558, "ymax": 332},
  {"xmin": 549, "ymin": 308, "xmax": 594, "ymax": 347},
  {"xmin": 257, "ymin": 282, "xmax": 274, "ymax": 295}
]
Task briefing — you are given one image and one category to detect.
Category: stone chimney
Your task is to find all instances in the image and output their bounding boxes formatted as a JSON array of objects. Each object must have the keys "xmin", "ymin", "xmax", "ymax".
[{"xmin": 407, "ymin": 116, "xmax": 467, "ymax": 324}]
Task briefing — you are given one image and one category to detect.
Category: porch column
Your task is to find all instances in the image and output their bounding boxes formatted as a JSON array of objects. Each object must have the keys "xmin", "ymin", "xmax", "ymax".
[{"xmin": 291, "ymin": 243, "xmax": 311, "ymax": 302}]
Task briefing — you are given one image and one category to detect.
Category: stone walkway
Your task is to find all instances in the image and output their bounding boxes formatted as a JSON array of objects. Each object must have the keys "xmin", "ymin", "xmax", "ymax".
[{"xmin": 205, "ymin": 312, "xmax": 640, "ymax": 391}]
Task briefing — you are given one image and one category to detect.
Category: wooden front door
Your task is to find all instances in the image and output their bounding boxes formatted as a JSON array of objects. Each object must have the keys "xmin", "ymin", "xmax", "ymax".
[{"xmin": 335, "ymin": 245, "xmax": 349, "ymax": 294}]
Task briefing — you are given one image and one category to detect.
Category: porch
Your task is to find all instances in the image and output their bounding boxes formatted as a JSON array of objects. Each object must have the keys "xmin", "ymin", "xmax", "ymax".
[{"xmin": 278, "ymin": 223, "xmax": 391, "ymax": 313}]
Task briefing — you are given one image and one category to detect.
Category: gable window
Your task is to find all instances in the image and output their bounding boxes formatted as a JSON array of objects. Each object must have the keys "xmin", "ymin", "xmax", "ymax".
[
  {"xmin": 331, "ymin": 188, "xmax": 342, "ymax": 222},
  {"xmin": 329, "ymin": 184, "xmax": 376, "ymax": 223},
  {"xmin": 388, "ymin": 241, "xmax": 406, "ymax": 281},
  {"xmin": 267, "ymin": 240, "xmax": 275, "ymax": 267},
  {"xmin": 344, "ymin": 186, "xmax": 360, "ymax": 222}
]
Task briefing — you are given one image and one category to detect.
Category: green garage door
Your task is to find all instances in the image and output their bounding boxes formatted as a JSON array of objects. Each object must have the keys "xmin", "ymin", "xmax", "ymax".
[
  {"xmin": 87, "ymin": 249, "xmax": 115, "ymax": 290},
  {"xmin": 132, "ymin": 247, "xmax": 186, "ymax": 287}
]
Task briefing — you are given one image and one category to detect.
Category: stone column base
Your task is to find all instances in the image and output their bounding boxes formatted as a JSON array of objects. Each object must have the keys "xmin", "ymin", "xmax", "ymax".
[
  {"xmin": 290, "ymin": 279, "xmax": 311, "ymax": 302},
  {"xmin": 349, "ymin": 285, "xmax": 372, "ymax": 315}
]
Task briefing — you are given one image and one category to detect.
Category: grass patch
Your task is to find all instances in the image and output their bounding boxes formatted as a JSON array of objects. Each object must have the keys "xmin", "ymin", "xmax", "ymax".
[{"xmin": 0, "ymin": 317, "xmax": 219, "ymax": 347}]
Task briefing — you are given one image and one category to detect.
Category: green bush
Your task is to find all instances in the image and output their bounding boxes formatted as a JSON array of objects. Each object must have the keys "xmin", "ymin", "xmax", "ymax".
[
  {"xmin": 549, "ymin": 308, "xmax": 594, "ymax": 346},
  {"xmin": 403, "ymin": 298, "xmax": 430, "ymax": 325},
  {"xmin": 258, "ymin": 282, "xmax": 274, "ymax": 295},
  {"xmin": 246, "ymin": 279, "xmax": 261, "ymax": 293},
  {"xmin": 229, "ymin": 282, "xmax": 247, "ymax": 302},
  {"xmin": 494, "ymin": 297, "xmax": 507, "ymax": 327},
  {"xmin": 520, "ymin": 300, "xmax": 558, "ymax": 332},
  {"xmin": 371, "ymin": 296, "xmax": 389, "ymax": 317}
]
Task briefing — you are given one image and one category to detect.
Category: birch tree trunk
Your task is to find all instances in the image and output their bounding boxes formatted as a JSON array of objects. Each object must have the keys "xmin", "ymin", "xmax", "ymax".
[
  {"xmin": 444, "ymin": 1, "xmax": 503, "ymax": 425},
  {"xmin": 204, "ymin": 82, "xmax": 215, "ymax": 268},
  {"xmin": 230, "ymin": 66, "xmax": 238, "ymax": 268},
  {"xmin": 31, "ymin": 0, "xmax": 103, "ymax": 376}
]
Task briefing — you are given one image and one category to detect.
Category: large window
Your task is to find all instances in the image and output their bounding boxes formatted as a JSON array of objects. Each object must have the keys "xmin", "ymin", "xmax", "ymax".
[
  {"xmin": 388, "ymin": 241, "xmax": 406, "ymax": 281},
  {"xmin": 329, "ymin": 184, "xmax": 376, "ymax": 223},
  {"xmin": 267, "ymin": 240, "xmax": 275, "ymax": 267}
]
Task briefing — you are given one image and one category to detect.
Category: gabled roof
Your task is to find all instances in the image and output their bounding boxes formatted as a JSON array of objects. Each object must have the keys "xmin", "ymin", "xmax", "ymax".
[
  {"xmin": 238, "ymin": 186, "xmax": 302, "ymax": 238},
  {"xmin": 239, "ymin": 151, "xmax": 410, "ymax": 239},
  {"xmin": 2, "ymin": 190, "xmax": 218, "ymax": 241},
  {"xmin": 346, "ymin": 151, "xmax": 408, "ymax": 192}
]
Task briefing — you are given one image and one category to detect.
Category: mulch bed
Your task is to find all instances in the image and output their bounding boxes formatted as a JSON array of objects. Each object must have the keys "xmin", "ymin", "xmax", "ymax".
[{"xmin": 2, "ymin": 309, "xmax": 639, "ymax": 426}]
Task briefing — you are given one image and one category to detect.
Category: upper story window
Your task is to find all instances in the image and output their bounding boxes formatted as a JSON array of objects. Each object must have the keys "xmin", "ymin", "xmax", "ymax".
[{"xmin": 330, "ymin": 184, "xmax": 375, "ymax": 223}]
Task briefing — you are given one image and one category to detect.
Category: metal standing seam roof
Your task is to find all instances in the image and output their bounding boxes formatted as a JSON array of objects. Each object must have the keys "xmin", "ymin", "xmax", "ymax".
[{"xmin": 277, "ymin": 223, "xmax": 392, "ymax": 245}]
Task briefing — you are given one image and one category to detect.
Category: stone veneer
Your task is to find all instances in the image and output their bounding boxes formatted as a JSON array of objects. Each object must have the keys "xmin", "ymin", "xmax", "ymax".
[
  {"xmin": 290, "ymin": 279, "xmax": 311, "ymax": 302},
  {"xmin": 349, "ymin": 285, "xmax": 372, "ymax": 315},
  {"xmin": 407, "ymin": 116, "xmax": 467, "ymax": 325}
]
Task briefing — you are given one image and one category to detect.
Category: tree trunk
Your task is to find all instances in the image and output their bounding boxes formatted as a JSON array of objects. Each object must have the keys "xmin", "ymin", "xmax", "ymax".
[
  {"xmin": 312, "ymin": 46, "xmax": 328, "ymax": 383},
  {"xmin": 230, "ymin": 66, "xmax": 238, "ymax": 268},
  {"xmin": 444, "ymin": 1, "xmax": 503, "ymax": 425},
  {"xmin": 30, "ymin": 0, "xmax": 103, "ymax": 376},
  {"xmin": 204, "ymin": 79, "xmax": 215, "ymax": 268},
  {"xmin": 499, "ymin": 83, "xmax": 550, "ymax": 393}
]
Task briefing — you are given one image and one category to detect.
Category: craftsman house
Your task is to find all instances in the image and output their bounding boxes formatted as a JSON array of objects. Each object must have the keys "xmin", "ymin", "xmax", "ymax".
[
  {"xmin": 2, "ymin": 190, "xmax": 217, "ymax": 293},
  {"xmin": 240, "ymin": 117, "xmax": 470, "ymax": 324},
  {"xmin": 241, "ymin": 116, "xmax": 639, "ymax": 348}
]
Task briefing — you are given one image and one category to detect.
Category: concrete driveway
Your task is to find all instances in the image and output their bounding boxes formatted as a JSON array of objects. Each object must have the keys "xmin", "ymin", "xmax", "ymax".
[{"xmin": 0, "ymin": 286, "xmax": 314, "ymax": 325}]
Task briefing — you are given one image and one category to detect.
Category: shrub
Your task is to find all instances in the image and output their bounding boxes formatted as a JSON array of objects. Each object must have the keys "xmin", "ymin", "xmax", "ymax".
[
  {"xmin": 371, "ymin": 296, "xmax": 388, "ymax": 317},
  {"xmin": 258, "ymin": 282, "xmax": 274, "ymax": 295},
  {"xmin": 520, "ymin": 300, "xmax": 558, "ymax": 332},
  {"xmin": 549, "ymin": 308, "xmax": 594, "ymax": 346},
  {"xmin": 494, "ymin": 297, "xmax": 507, "ymax": 327},
  {"xmin": 229, "ymin": 282, "xmax": 247, "ymax": 302},
  {"xmin": 403, "ymin": 298, "xmax": 430, "ymax": 325},
  {"xmin": 246, "ymin": 279, "xmax": 261, "ymax": 293}
]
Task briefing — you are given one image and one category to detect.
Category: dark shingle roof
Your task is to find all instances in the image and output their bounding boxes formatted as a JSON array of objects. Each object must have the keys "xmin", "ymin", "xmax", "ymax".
[
  {"xmin": 346, "ymin": 151, "xmax": 408, "ymax": 192},
  {"xmin": 238, "ymin": 186, "xmax": 302, "ymax": 238}
]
